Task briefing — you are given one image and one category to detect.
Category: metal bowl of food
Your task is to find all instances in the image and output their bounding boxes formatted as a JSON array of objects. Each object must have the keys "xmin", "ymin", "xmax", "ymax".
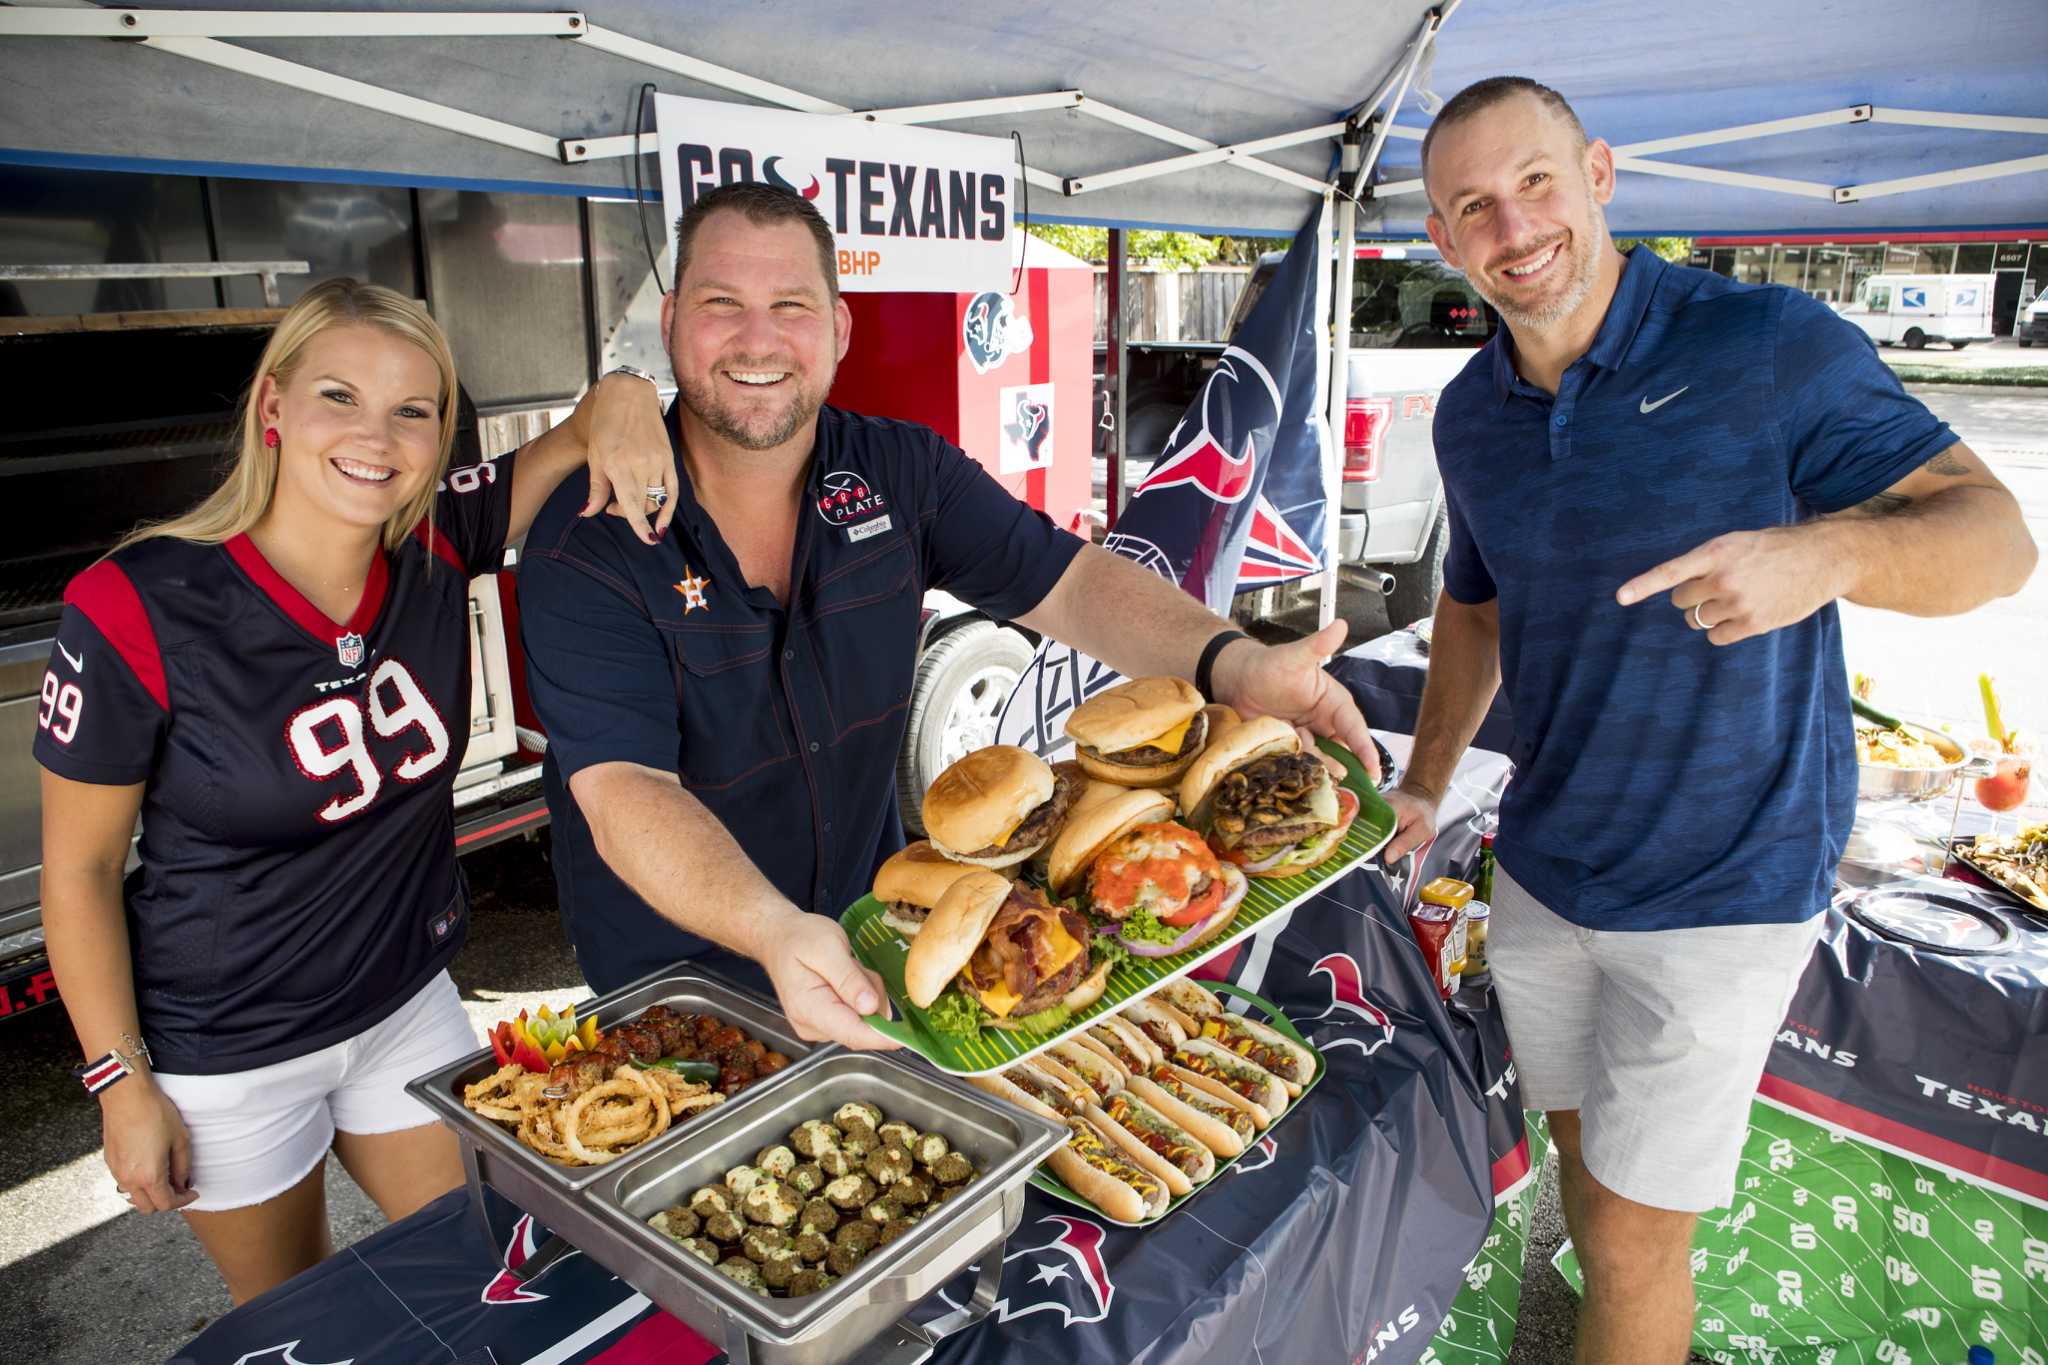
[{"xmin": 1854, "ymin": 717, "xmax": 1969, "ymax": 801}]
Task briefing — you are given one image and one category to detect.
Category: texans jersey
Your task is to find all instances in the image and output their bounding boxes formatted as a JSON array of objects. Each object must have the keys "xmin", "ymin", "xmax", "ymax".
[{"xmin": 33, "ymin": 456, "xmax": 515, "ymax": 1075}]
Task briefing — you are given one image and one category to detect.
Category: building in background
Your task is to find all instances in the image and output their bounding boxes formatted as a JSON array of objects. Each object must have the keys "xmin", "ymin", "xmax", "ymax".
[{"xmin": 1690, "ymin": 232, "xmax": 2046, "ymax": 335}]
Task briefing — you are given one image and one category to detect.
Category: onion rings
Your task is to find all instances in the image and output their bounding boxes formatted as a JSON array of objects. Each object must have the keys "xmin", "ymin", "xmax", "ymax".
[{"xmin": 463, "ymin": 1051, "xmax": 730, "ymax": 1167}]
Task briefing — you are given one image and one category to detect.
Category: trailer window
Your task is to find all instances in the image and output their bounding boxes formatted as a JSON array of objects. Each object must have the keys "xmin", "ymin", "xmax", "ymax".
[{"xmin": 1351, "ymin": 261, "xmax": 1495, "ymax": 349}]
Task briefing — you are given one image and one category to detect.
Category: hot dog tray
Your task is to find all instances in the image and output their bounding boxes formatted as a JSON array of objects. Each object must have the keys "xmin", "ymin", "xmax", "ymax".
[
  {"xmin": 409, "ymin": 968, "xmax": 826, "ymax": 1196},
  {"xmin": 841, "ymin": 737, "xmax": 1394, "ymax": 1076},
  {"xmin": 1026, "ymin": 981, "xmax": 1326, "ymax": 1226}
]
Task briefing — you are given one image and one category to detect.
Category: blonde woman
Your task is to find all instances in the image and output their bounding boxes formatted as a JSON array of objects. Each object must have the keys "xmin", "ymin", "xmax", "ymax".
[{"xmin": 34, "ymin": 278, "xmax": 669, "ymax": 1302}]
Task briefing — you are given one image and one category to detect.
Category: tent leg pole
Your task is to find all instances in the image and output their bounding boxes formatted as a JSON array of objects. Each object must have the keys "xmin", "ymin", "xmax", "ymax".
[
  {"xmin": 1323, "ymin": 150, "xmax": 1361, "ymax": 633},
  {"xmin": 1106, "ymin": 228, "xmax": 1128, "ymax": 532}
]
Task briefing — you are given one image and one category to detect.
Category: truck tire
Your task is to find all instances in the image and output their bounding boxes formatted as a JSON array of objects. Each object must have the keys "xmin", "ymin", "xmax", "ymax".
[
  {"xmin": 2020, "ymin": 338, "xmax": 2033, "ymax": 348},
  {"xmin": 896, "ymin": 621, "xmax": 1036, "ymax": 834},
  {"xmin": 1382, "ymin": 504, "xmax": 1447, "ymax": 631},
  {"xmin": 1950, "ymin": 340, "xmax": 1970, "ymax": 350},
  {"xmin": 1903, "ymin": 328, "xmax": 1927, "ymax": 350}
]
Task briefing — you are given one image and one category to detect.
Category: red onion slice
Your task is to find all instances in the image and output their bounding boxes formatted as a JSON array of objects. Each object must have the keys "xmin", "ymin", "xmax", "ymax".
[{"xmin": 1118, "ymin": 867, "xmax": 1249, "ymax": 957}]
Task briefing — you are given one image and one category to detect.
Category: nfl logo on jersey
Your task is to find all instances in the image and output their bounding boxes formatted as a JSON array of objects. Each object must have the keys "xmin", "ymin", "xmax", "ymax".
[{"xmin": 335, "ymin": 632, "xmax": 365, "ymax": 668}]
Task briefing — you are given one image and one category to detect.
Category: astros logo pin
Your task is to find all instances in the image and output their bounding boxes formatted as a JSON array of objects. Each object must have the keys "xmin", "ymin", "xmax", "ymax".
[{"xmin": 675, "ymin": 566, "xmax": 712, "ymax": 615}]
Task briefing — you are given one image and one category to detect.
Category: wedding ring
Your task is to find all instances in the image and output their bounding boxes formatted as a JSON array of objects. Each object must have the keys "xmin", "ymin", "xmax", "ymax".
[
  {"xmin": 644, "ymin": 485, "xmax": 668, "ymax": 508},
  {"xmin": 1690, "ymin": 604, "xmax": 1705, "ymax": 631}
]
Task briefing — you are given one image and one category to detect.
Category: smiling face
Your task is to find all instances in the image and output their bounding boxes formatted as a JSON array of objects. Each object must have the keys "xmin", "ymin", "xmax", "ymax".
[
  {"xmin": 257, "ymin": 324, "xmax": 443, "ymax": 534},
  {"xmin": 662, "ymin": 208, "xmax": 852, "ymax": 455},
  {"xmin": 1423, "ymin": 92, "xmax": 1616, "ymax": 334}
]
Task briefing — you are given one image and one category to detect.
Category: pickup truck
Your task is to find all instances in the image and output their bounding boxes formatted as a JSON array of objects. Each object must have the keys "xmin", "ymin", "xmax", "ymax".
[{"xmin": 1104, "ymin": 245, "xmax": 1496, "ymax": 627}]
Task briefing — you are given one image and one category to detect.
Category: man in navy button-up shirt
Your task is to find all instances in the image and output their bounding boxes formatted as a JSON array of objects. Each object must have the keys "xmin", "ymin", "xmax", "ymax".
[
  {"xmin": 1380, "ymin": 78, "xmax": 2035, "ymax": 1363},
  {"xmin": 519, "ymin": 184, "xmax": 1376, "ymax": 1053}
]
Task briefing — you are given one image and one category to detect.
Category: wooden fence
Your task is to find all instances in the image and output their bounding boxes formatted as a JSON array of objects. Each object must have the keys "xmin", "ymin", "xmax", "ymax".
[{"xmin": 1092, "ymin": 266, "xmax": 1251, "ymax": 344}]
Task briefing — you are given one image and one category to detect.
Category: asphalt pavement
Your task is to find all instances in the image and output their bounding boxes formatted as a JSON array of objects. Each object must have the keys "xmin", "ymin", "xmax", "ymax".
[{"xmin": 3, "ymin": 382, "xmax": 2040, "ymax": 1365}]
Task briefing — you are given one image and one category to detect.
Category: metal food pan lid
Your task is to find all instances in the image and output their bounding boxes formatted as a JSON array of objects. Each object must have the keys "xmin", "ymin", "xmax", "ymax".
[
  {"xmin": 587, "ymin": 1050, "xmax": 1066, "ymax": 1343},
  {"xmin": 404, "ymin": 967, "xmax": 835, "ymax": 1193}
]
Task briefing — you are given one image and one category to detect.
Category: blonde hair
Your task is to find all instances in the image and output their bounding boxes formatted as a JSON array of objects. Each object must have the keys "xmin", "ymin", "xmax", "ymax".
[{"xmin": 116, "ymin": 277, "xmax": 459, "ymax": 556}]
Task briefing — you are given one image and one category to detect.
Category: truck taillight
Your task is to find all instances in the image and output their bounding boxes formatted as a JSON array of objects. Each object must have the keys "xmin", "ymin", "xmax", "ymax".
[{"xmin": 1344, "ymin": 398, "xmax": 1391, "ymax": 482}]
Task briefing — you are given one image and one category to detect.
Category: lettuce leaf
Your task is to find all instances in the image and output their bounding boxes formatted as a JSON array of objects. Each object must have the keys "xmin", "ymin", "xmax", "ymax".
[
  {"xmin": 924, "ymin": 990, "xmax": 985, "ymax": 1039},
  {"xmin": 1009, "ymin": 1002, "xmax": 1074, "ymax": 1034},
  {"xmin": 1092, "ymin": 936, "xmax": 1131, "ymax": 971},
  {"xmin": 1121, "ymin": 904, "xmax": 1186, "ymax": 946}
]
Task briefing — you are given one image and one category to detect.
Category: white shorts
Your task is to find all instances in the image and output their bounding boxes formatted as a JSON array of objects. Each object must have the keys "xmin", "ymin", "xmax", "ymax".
[
  {"xmin": 153, "ymin": 970, "xmax": 478, "ymax": 1212},
  {"xmin": 1488, "ymin": 864, "xmax": 1823, "ymax": 1213}
]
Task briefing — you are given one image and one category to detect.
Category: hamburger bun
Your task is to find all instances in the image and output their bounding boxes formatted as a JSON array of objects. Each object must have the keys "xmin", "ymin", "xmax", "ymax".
[
  {"xmin": 923, "ymin": 745, "xmax": 1057, "ymax": 869},
  {"xmin": 902, "ymin": 870, "xmax": 1011, "ymax": 1008},
  {"xmin": 1068, "ymin": 677, "xmax": 1210, "ymax": 788},
  {"xmin": 1045, "ymin": 787, "xmax": 1177, "ymax": 899},
  {"xmin": 1176, "ymin": 714, "xmax": 1300, "ymax": 824},
  {"xmin": 872, "ymin": 840, "xmax": 991, "ymax": 938}
]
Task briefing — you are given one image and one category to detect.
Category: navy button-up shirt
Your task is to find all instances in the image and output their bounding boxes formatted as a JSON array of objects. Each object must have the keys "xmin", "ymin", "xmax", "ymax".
[
  {"xmin": 1435, "ymin": 248, "xmax": 1955, "ymax": 931},
  {"xmin": 521, "ymin": 403, "xmax": 1084, "ymax": 990}
]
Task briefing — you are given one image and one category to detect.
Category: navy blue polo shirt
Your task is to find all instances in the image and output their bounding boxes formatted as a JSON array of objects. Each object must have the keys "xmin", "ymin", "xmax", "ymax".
[
  {"xmin": 1435, "ymin": 247, "xmax": 1956, "ymax": 931},
  {"xmin": 520, "ymin": 402, "xmax": 1084, "ymax": 991}
]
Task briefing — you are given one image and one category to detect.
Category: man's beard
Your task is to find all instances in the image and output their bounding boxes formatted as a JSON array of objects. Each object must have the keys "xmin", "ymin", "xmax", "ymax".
[
  {"xmin": 1472, "ymin": 185, "xmax": 1607, "ymax": 332},
  {"xmin": 675, "ymin": 353, "xmax": 830, "ymax": 452}
]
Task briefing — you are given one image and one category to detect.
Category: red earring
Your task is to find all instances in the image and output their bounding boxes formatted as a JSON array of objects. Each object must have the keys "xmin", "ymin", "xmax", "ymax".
[{"xmin": 264, "ymin": 427, "xmax": 280, "ymax": 448}]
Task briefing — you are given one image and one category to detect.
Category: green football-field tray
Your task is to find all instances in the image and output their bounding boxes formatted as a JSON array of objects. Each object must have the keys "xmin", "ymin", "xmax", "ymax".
[
  {"xmin": 1027, "ymin": 980, "xmax": 1325, "ymax": 1225},
  {"xmin": 841, "ymin": 738, "xmax": 1392, "ymax": 1076}
]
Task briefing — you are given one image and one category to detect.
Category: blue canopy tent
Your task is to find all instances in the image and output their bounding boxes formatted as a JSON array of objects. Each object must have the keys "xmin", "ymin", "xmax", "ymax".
[{"xmin": 1, "ymin": 0, "xmax": 2042, "ymax": 236}]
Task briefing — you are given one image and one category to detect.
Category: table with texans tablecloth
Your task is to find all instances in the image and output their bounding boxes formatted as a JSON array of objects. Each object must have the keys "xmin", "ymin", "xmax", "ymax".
[{"xmin": 171, "ymin": 727, "xmax": 1532, "ymax": 1365}]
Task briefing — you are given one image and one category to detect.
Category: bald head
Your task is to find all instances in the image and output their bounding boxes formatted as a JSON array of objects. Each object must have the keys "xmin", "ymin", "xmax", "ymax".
[{"xmin": 1421, "ymin": 77, "xmax": 1586, "ymax": 216}]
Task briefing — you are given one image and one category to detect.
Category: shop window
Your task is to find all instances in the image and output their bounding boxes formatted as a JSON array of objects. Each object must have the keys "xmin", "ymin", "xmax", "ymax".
[
  {"xmin": 1734, "ymin": 246, "xmax": 1771, "ymax": 286},
  {"xmin": 1954, "ymin": 244, "xmax": 1994, "ymax": 274},
  {"xmin": 1770, "ymin": 246, "xmax": 1809, "ymax": 290}
]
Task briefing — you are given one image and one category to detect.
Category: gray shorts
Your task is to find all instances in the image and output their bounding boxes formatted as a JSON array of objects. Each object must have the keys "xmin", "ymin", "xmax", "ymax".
[{"xmin": 1488, "ymin": 864, "xmax": 1824, "ymax": 1213}]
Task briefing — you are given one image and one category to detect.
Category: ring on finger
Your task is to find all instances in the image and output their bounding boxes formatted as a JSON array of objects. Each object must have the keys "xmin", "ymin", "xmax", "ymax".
[
  {"xmin": 644, "ymin": 484, "xmax": 668, "ymax": 508},
  {"xmin": 1689, "ymin": 603, "xmax": 1706, "ymax": 631}
]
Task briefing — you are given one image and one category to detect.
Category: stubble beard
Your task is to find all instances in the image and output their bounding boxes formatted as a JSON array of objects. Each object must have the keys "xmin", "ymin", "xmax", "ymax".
[
  {"xmin": 1473, "ymin": 183, "xmax": 1607, "ymax": 333},
  {"xmin": 672, "ymin": 334, "xmax": 833, "ymax": 453}
]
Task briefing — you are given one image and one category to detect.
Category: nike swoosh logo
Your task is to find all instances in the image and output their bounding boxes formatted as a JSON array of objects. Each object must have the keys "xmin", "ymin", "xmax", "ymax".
[
  {"xmin": 1639, "ymin": 386, "xmax": 1688, "ymax": 414},
  {"xmin": 56, "ymin": 642, "xmax": 83, "ymax": 672}
]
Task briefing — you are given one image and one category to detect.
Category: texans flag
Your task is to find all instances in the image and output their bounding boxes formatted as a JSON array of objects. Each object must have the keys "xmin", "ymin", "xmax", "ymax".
[{"xmin": 995, "ymin": 198, "xmax": 1332, "ymax": 758}]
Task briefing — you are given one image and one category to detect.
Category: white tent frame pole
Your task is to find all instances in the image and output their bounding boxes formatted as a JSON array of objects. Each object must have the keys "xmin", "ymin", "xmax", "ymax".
[
  {"xmin": 1349, "ymin": 5, "xmax": 1448, "ymax": 202},
  {"xmin": 142, "ymin": 35, "xmax": 565, "ymax": 159},
  {"xmin": 1323, "ymin": 177, "xmax": 1355, "ymax": 631},
  {"xmin": 1868, "ymin": 108, "xmax": 2048, "ymax": 135},
  {"xmin": 571, "ymin": 23, "xmax": 848, "ymax": 114},
  {"xmin": 1376, "ymin": 156, "xmax": 1839, "ymax": 202},
  {"xmin": 1073, "ymin": 99, "xmax": 1333, "ymax": 195},
  {"xmin": 1064, "ymin": 122, "xmax": 1348, "ymax": 196},
  {"xmin": 1839, "ymin": 153, "xmax": 2048, "ymax": 203},
  {"xmin": 0, "ymin": 7, "xmax": 583, "ymax": 36}
]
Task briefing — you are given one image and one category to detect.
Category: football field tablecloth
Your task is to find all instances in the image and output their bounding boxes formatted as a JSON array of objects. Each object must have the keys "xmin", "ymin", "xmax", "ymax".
[{"xmin": 1554, "ymin": 1100, "xmax": 2048, "ymax": 1365}]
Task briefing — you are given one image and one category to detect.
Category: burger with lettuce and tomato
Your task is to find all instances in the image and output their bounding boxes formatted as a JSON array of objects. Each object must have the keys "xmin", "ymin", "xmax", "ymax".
[{"xmin": 1046, "ymin": 787, "xmax": 1249, "ymax": 956}]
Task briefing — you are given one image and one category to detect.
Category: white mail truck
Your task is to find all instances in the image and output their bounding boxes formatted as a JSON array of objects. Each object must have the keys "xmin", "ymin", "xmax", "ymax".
[{"xmin": 1836, "ymin": 272, "xmax": 1996, "ymax": 349}]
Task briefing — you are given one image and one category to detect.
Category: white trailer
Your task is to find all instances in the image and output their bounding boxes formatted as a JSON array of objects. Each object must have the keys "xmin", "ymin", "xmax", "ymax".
[{"xmin": 1836, "ymin": 272, "xmax": 1996, "ymax": 349}]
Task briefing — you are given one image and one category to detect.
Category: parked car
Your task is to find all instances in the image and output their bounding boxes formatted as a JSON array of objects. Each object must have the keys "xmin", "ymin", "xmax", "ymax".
[{"xmin": 2018, "ymin": 295, "xmax": 2048, "ymax": 348}]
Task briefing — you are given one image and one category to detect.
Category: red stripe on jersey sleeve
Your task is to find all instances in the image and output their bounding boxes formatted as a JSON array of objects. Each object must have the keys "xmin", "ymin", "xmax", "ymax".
[
  {"xmin": 64, "ymin": 560, "xmax": 169, "ymax": 710},
  {"xmin": 414, "ymin": 515, "xmax": 467, "ymax": 575}
]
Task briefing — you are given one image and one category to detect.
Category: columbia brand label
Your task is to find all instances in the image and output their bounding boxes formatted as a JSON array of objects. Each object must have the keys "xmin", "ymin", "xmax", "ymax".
[
  {"xmin": 846, "ymin": 515, "xmax": 894, "ymax": 543},
  {"xmin": 814, "ymin": 470, "xmax": 887, "ymax": 528}
]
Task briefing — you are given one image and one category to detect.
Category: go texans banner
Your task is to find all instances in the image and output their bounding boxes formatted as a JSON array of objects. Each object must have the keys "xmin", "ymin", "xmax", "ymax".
[
  {"xmin": 995, "ymin": 198, "xmax": 1333, "ymax": 759},
  {"xmin": 655, "ymin": 93, "xmax": 1015, "ymax": 293}
]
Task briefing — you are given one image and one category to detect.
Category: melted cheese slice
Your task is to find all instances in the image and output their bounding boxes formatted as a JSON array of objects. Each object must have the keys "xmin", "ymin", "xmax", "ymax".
[
  {"xmin": 1111, "ymin": 714, "xmax": 1195, "ymax": 756},
  {"xmin": 969, "ymin": 921, "xmax": 1084, "ymax": 1019},
  {"xmin": 991, "ymin": 814, "xmax": 1024, "ymax": 847}
]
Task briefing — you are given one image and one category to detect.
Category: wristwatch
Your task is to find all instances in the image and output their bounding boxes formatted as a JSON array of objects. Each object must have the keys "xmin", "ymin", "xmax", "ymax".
[{"xmin": 603, "ymin": 365, "xmax": 662, "ymax": 389}]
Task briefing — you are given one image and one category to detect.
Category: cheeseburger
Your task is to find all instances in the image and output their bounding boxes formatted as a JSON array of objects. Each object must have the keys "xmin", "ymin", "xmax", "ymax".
[
  {"xmin": 1047, "ymin": 788, "xmax": 1249, "ymax": 956},
  {"xmin": 922, "ymin": 745, "xmax": 1081, "ymax": 870},
  {"xmin": 904, "ymin": 871, "xmax": 1122, "ymax": 1036},
  {"xmin": 1066, "ymin": 677, "xmax": 1217, "ymax": 788},
  {"xmin": 1178, "ymin": 716, "xmax": 1359, "ymax": 877},
  {"xmin": 872, "ymin": 840, "xmax": 995, "ymax": 939}
]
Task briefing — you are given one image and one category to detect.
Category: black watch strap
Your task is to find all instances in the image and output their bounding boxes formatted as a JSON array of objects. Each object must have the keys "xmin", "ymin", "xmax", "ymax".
[{"xmin": 1195, "ymin": 628, "xmax": 1249, "ymax": 699}]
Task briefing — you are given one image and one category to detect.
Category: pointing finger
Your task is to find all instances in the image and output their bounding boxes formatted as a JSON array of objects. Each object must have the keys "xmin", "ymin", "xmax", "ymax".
[{"xmin": 1616, "ymin": 545, "xmax": 1714, "ymax": 606}]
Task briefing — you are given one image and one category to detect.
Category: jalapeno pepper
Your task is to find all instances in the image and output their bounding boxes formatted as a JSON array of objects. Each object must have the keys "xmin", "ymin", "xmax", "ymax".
[{"xmin": 633, "ymin": 1057, "xmax": 722, "ymax": 1085}]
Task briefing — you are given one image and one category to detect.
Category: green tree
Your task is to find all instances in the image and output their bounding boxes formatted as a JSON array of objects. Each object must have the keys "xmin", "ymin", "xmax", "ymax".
[
  {"xmin": 1613, "ymin": 236, "xmax": 1693, "ymax": 263},
  {"xmin": 1023, "ymin": 222, "xmax": 1223, "ymax": 270}
]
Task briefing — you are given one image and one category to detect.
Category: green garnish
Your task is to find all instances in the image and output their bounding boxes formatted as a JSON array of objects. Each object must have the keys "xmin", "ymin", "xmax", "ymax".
[
  {"xmin": 925, "ymin": 990, "xmax": 984, "ymax": 1039},
  {"xmin": 1121, "ymin": 904, "xmax": 1186, "ymax": 946}
]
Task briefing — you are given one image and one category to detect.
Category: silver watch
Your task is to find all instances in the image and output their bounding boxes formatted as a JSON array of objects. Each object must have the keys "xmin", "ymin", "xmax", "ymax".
[{"xmin": 602, "ymin": 364, "xmax": 662, "ymax": 389}]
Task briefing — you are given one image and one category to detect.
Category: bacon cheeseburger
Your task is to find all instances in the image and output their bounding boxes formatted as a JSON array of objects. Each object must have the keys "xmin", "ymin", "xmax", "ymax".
[
  {"xmin": 871, "ymin": 840, "xmax": 995, "ymax": 940},
  {"xmin": 1048, "ymin": 788, "xmax": 1248, "ymax": 957},
  {"xmin": 922, "ymin": 745, "xmax": 1080, "ymax": 870},
  {"xmin": 904, "ymin": 871, "xmax": 1124, "ymax": 1038},
  {"xmin": 1178, "ymin": 716, "xmax": 1360, "ymax": 877},
  {"xmin": 1065, "ymin": 677, "xmax": 1222, "ymax": 788}
]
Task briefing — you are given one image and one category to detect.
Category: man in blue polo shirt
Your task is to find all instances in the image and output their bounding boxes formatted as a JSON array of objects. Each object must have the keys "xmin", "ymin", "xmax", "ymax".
[
  {"xmin": 1381, "ymin": 78, "xmax": 2036, "ymax": 1363},
  {"xmin": 519, "ymin": 183, "xmax": 1375, "ymax": 1051}
]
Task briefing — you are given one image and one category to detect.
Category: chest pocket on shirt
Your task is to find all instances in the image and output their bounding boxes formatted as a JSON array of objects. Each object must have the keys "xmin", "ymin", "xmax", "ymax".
[
  {"xmin": 668, "ymin": 625, "xmax": 793, "ymax": 790},
  {"xmin": 801, "ymin": 533, "xmax": 921, "ymax": 744}
]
